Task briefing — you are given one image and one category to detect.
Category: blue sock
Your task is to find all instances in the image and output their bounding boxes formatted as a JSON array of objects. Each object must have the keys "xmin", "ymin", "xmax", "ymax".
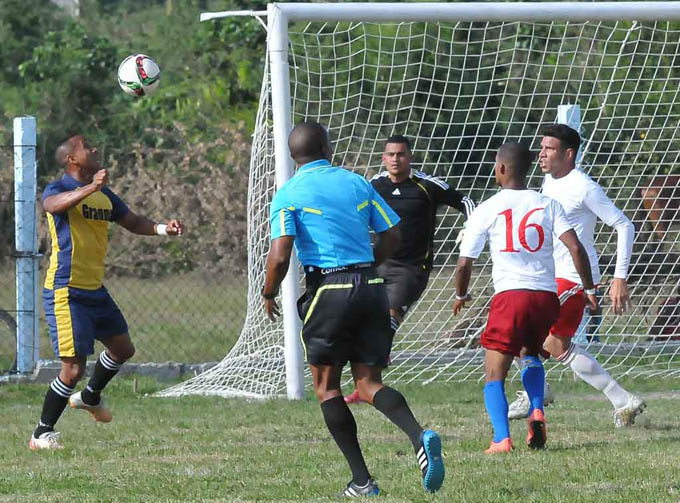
[
  {"xmin": 520, "ymin": 356, "xmax": 545, "ymax": 415},
  {"xmin": 483, "ymin": 381, "xmax": 510, "ymax": 442}
]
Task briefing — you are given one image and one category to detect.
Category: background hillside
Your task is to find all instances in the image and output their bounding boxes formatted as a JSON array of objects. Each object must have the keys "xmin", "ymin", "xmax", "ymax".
[{"xmin": 1, "ymin": 0, "xmax": 271, "ymax": 275}]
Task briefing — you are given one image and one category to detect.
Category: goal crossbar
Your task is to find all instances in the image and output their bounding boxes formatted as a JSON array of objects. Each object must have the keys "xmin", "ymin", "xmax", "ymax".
[{"xmin": 202, "ymin": 2, "xmax": 680, "ymax": 23}]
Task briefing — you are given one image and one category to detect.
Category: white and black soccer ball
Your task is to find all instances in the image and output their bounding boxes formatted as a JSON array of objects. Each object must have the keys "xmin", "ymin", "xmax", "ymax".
[{"xmin": 117, "ymin": 54, "xmax": 160, "ymax": 97}]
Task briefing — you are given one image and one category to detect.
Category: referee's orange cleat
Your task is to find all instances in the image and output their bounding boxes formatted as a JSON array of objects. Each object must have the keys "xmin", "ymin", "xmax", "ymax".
[
  {"xmin": 484, "ymin": 437, "xmax": 513, "ymax": 454},
  {"xmin": 69, "ymin": 391, "xmax": 113, "ymax": 423},
  {"xmin": 526, "ymin": 408, "xmax": 546, "ymax": 449}
]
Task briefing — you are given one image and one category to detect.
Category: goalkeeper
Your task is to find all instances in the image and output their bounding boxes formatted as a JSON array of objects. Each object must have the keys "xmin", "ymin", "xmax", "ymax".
[
  {"xmin": 346, "ymin": 135, "xmax": 475, "ymax": 404},
  {"xmin": 262, "ymin": 122, "xmax": 444, "ymax": 496}
]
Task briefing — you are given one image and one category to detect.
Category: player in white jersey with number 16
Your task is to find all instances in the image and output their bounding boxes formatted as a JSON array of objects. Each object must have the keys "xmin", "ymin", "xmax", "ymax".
[
  {"xmin": 507, "ymin": 124, "xmax": 646, "ymax": 428},
  {"xmin": 453, "ymin": 142, "xmax": 598, "ymax": 453}
]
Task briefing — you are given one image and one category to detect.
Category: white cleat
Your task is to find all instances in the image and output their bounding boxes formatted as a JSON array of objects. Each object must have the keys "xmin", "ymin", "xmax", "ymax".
[
  {"xmin": 544, "ymin": 381, "xmax": 555, "ymax": 406},
  {"xmin": 614, "ymin": 394, "xmax": 646, "ymax": 428},
  {"xmin": 29, "ymin": 431, "xmax": 63, "ymax": 450},
  {"xmin": 69, "ymin": 391, "xmax": 113, "ymax": 423},
  {"xmin": 508, "ymin": 382, "xmax": 554, "ymax": 420},
  {"xmin": 508, "ymin": 391, "xmax": 530, "ymax": 420}
]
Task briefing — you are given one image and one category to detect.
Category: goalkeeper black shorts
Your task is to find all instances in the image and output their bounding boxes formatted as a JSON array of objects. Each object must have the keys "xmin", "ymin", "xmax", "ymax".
[
  {"xmin": 377, "ymin": 259, "xmax": 430, "ymax": 315},
  {"xmin": 297, "ymin": 267, "xmax": 392, "ymax": 367}
]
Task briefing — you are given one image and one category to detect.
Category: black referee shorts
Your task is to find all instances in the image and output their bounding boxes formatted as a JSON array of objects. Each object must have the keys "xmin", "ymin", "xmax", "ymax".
[
  {"xmin": 377, "ymin": 259, "xmax": 430, "ymax": 314},
  {"xmin": 297, "ymin": 267, "xmax": 392, "ymax": 367}
]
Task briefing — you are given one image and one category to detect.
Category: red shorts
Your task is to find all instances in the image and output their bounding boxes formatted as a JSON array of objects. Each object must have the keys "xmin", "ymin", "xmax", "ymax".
[
  {"xmin": 549, "ymin": 278, "xmax": 586, "ymax": 338},
  {"xmin": 481, "ymin": 290, "xmax": 560, "ymax": 357}
]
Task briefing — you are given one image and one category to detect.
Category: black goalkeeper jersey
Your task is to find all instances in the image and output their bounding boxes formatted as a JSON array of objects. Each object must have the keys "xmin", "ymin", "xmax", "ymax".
[{"xmin": 370, "ymin": 170, "xmax": 475, "ymax": 269}]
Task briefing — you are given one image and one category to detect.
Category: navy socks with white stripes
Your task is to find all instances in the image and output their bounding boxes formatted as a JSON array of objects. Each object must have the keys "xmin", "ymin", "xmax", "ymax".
[
  {"xmin": 390, "ymin": 315, "xmax": 401, "ymax": 333},
  {"xmin": 34, "ymin": 377, "xmax": 74, "ymax": 437},
  {"xmin": 33, "ymin": 352, "xmax": 122, "ymax": 437},
  {"xmin": 81, "ymin": 351, "xmax": 122, "ymax": 406}
]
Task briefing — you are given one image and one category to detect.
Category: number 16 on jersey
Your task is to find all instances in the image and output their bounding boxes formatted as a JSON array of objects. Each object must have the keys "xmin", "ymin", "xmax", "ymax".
[{"xmin": 498, "ymin": 208, "xmax": 545, "ymax": 253}]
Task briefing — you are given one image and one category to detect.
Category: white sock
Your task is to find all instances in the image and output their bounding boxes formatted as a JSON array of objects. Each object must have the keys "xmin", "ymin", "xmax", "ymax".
[{"xmin": 557, "ymin": 343, "xmax": 629, "ymax": 409}]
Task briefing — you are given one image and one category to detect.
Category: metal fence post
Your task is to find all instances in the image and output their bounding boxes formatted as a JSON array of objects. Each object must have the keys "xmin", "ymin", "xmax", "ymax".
[{"xmin": 14, "ymin": 116, "xmax": 40, "ymax": 373}]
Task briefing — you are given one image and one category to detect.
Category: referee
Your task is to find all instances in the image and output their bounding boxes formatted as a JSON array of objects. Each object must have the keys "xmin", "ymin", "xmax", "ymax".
[{"xmin": 262, "ymin": 122, "xmax": 445, "ymax": 496}]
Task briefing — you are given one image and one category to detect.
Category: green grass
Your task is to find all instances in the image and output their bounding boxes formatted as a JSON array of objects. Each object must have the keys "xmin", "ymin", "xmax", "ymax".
[{"xmin": 1, "ymin": 377, "xmax": 679, "ymax": 502}]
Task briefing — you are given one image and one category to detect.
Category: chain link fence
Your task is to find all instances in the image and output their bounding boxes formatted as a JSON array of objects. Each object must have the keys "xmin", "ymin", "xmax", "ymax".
[
  {"xmin": 0, "ymin": 193, "xmax": 18, "ymax": 374},
  {"xmin": 1, "ymin": 119, "xmax": 253, "ymax": 375},
  {"xmin": 0, "ymin": 237, "xmax": 249, "ymax": 372}
]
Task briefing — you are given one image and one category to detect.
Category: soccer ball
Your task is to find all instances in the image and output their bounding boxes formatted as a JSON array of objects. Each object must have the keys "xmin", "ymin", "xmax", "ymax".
[{"xmin": 117, "ymin": 54, "xmax": 160, "ymax": 97}]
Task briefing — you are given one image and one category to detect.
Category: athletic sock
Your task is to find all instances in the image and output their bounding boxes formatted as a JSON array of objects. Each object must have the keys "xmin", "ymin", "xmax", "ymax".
[
  {"xmin": 520, "ymin": 356, "xmax": 545, "ymax": 415},
  {"xmin": 320, "ymin": 396, "xmax": 370, "ymax": 486},
  {"xmin": 372, "ymin": 386, "xmax": 423, "ymax": 452},
  {"xmin": 557, "ymin": 342, "xmax": 629, "ymax": 409},
  {"xmin": 390, "ymin": 315, "xmax": 401, "ymax": 334},
  {"xmin": 34, "ymin": 377, "xmax": 74, "ymax": 437},
  {"xmin": 483, "ymin": 380, "xmax": 510, "ymax": 443},
  {"xmin": 81, "ymin": 351, "xmax": 122, "ymax": 406}
]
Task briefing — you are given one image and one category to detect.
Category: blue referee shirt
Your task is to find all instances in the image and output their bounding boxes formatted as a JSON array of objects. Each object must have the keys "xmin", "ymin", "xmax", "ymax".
[{"xmin": 269, "ymin": 159, "xmax": 400, "ymax": 268}]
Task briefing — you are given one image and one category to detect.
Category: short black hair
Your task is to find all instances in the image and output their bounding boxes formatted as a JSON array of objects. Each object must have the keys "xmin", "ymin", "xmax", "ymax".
[
  {"xmin": 498, "ymin": 142, "xmax": 533, "ymax": 177},
  {"xmin": 384, "ymin": 134, "xmax": 411, "ymax": 151},
  {"xmin": 288, "ymin": 121, "xmax": 329, "ymax": 161},
  {"xmin": 541, "ymin": 123, "xmax": 581, "ymax": 152}
]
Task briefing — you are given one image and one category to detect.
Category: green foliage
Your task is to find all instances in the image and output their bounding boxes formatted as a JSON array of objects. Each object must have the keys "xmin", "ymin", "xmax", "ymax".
[
  {"xmin": 17, "ymin": 22, "xmax": 118, "ymax": 139},
  {"xmin": 0, "ymin": 0, "xmax": 267, "ymax": 274},
  {"xmin": 1, "ymin": 0, "xmax": 266, "ymax": 177},
  {"xmin": 0, "ymin": 0, "xmax": 66, "ymax": 85}
]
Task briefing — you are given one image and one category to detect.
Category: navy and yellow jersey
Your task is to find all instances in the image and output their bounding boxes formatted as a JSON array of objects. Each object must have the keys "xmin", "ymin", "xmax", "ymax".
[
  {"xmin": 269, "ymin": 159, "xmax": 400, "ymax": 268},
  {"xmin": 42, "ymin": 174, "xmax": 129, "ymax": 291},
  {"xmin": 370, "ymin": 170, "xmax": 475, "ymax": 269}
]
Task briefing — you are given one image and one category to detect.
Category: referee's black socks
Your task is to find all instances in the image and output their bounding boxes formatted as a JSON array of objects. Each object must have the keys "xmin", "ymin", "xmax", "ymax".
[
  {"xmin": 320, "ymin": 396, "xmax": 371, "ymax": 486},
  {"xmin": 372, "ymin": 386, "xmax": 423, "ymax": 452}
]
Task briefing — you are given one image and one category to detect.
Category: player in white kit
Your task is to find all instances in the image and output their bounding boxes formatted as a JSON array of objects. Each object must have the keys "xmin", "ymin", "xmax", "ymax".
[
  {"xmin": 454, "ymin": 142, "xmax": 598, "ymax": 453},
  {"xmin": 507, "ymin": 124, "xmax": 646, "ymax": 427}
]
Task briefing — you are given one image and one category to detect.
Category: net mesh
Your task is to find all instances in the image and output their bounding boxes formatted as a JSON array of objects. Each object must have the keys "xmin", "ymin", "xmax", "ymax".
[{"xmin": 160, "ymin": 19, "xmax": 680, "ymax": 398}]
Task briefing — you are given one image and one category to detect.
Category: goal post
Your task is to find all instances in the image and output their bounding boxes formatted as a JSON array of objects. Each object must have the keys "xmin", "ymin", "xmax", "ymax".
[
  {"xmin": 159, "ymin": 2, "xmax": 680, "ymax": 399},
  {"xmin": 268, "ymin": 2, "xmax": 305, "ymax": 400}
]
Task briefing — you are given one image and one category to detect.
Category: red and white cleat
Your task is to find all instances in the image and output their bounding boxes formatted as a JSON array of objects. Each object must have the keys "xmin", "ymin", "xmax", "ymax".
[
  {"xmin": 29, "ymin": 431, "xmax": 63, "ymax": 450},
  {"xmin": 69, "ymin": 391, "xmax": 113, "ymax": 423}
]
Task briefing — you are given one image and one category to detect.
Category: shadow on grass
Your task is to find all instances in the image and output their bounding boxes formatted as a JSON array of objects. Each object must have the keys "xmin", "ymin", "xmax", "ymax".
[{"xmin": 546, "ymin": 440, "xmax": 616, "ymax": 452}]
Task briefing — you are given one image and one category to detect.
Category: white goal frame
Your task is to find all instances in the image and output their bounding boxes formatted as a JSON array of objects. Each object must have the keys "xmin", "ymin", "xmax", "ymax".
[{"xmin": 166, "ymin": 2, "xmax": 680, "ymax": 400}]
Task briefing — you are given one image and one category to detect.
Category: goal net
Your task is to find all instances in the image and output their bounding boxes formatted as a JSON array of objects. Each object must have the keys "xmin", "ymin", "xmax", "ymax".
[{"xmin": 160, "ymin": 6, "xmax": 680, "ymax": 398}]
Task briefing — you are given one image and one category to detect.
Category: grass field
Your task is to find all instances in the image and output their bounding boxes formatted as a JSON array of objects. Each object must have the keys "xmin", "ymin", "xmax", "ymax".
[{"xmin": 2, "ymin": 377, "xmax": 679, "ymax": 503}]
